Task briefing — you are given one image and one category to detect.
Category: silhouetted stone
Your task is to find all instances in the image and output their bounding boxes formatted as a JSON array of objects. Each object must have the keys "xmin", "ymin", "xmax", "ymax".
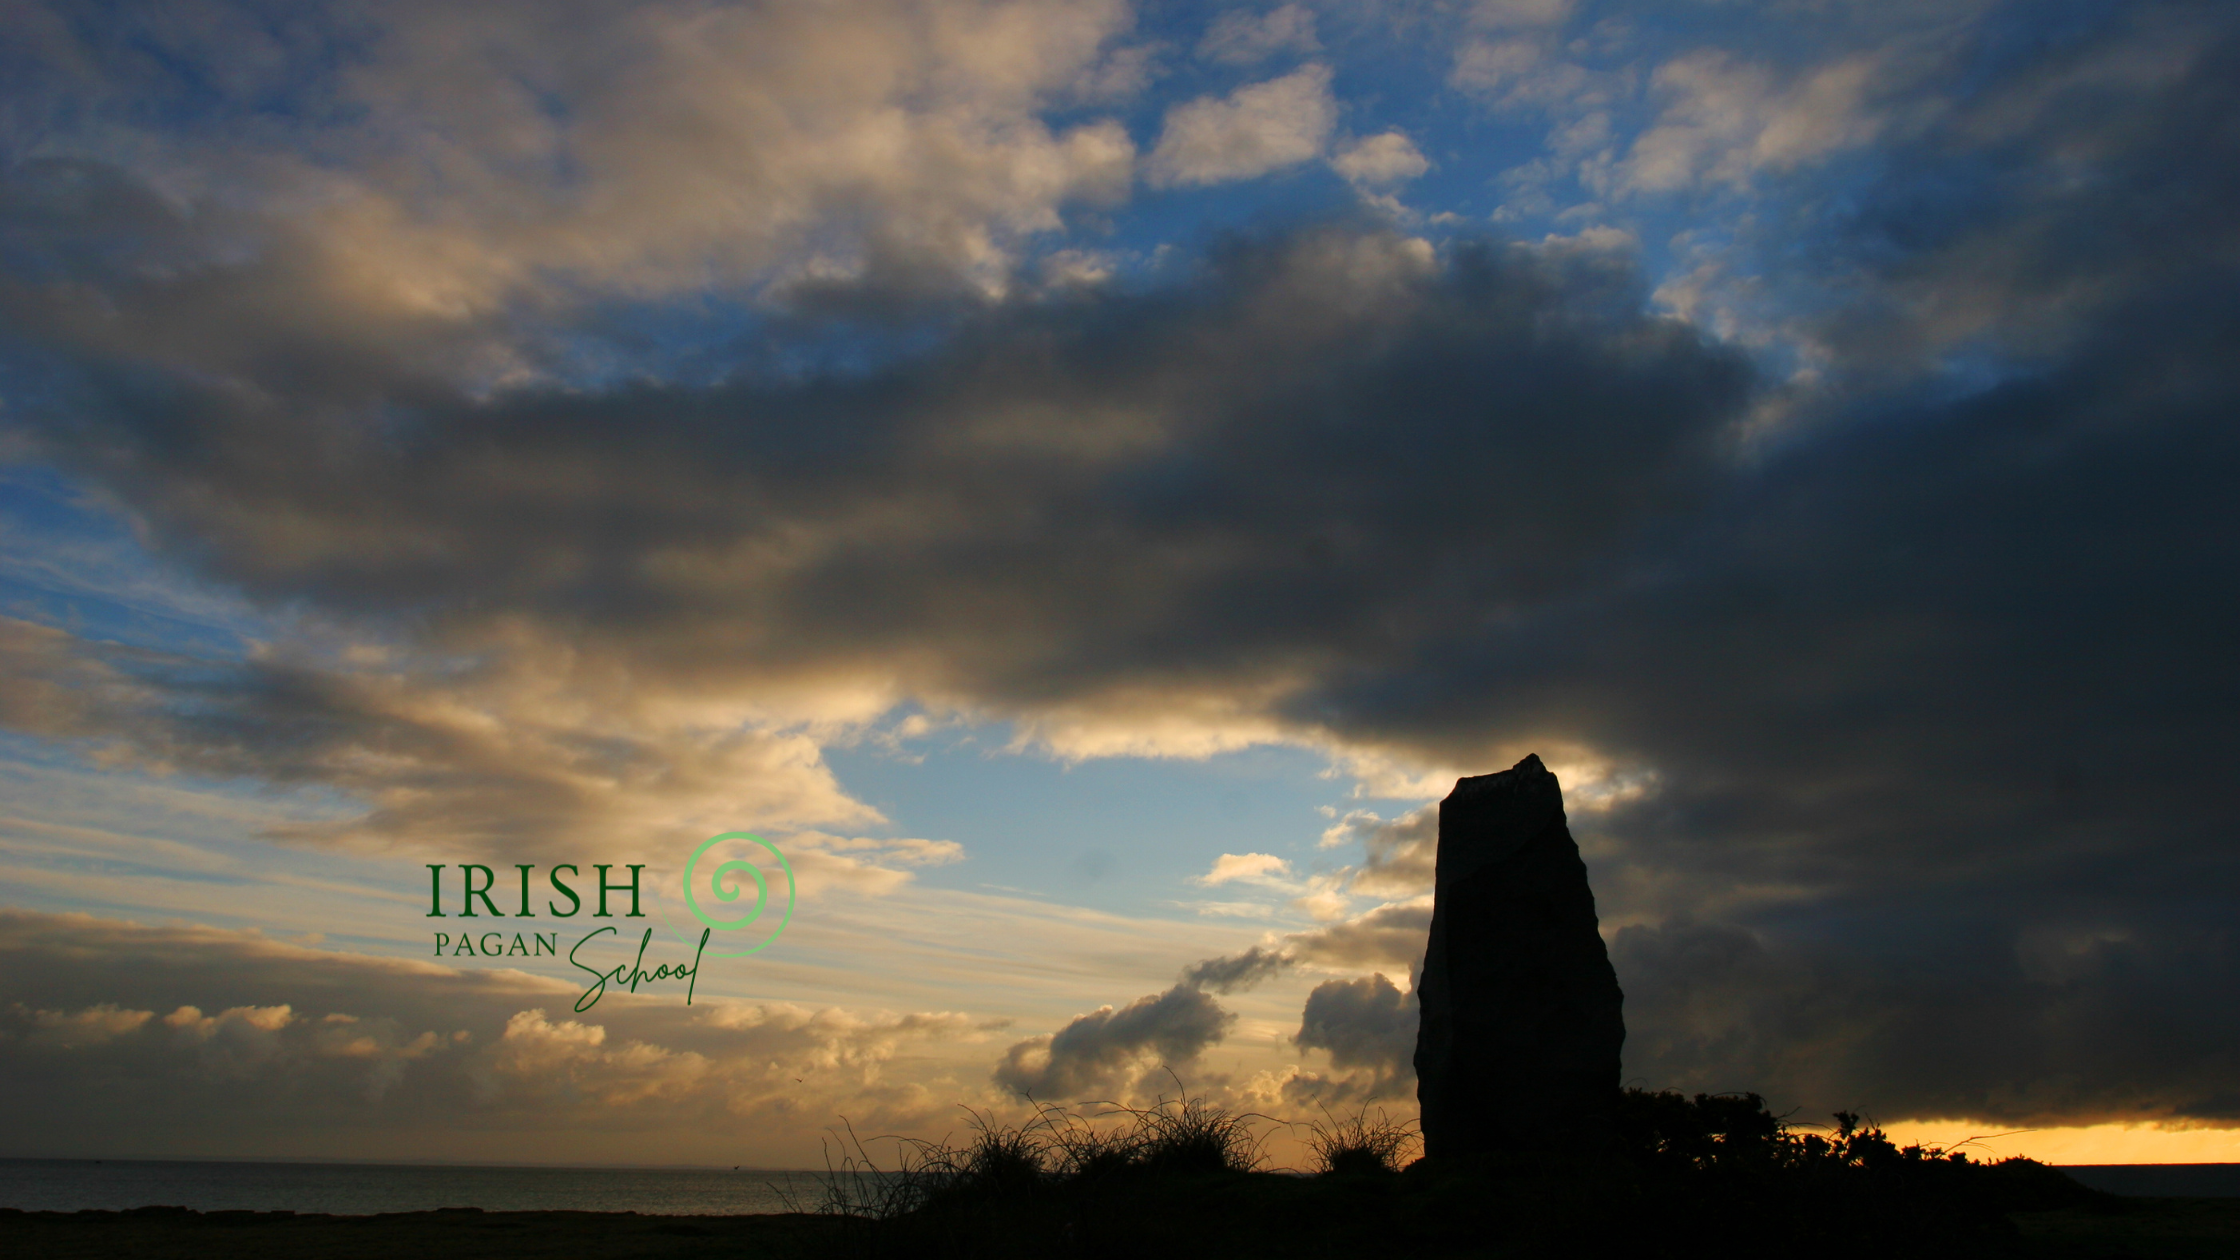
[{"xmin": 1413, "ymin": 753, "xmax": 1625, "ymax": 1158}]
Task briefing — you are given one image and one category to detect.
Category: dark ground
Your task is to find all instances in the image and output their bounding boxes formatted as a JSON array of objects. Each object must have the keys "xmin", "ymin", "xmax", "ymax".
[
  {"xmin": 8, "ymin": 1190, "xmax": 2239, "ymax": 1259},
  {"xmin": 2014, "ymin": 1199, "xmax": 2240, "ymax": 1259},
  {"xmin": 0, "ymin": 1205, "xmax": 849, "ymax": 1259}
]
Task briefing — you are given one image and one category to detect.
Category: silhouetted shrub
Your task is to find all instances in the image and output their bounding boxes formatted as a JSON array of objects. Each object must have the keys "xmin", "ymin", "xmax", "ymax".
[
  {"xmin": 1596, "ymin": 1088, "xmax": 2107, "ymax": 1254},
  {"xmin": 1040, "ymin": 1105, "xmax": 1143, "ymax": 1182},
  {"xmin": 1303, "ymin": 1104, "xmax": 1420, "ymax": 1175},
  {"xmin": 1103, "ymin": 1089, "xmax": 1270, "ymax": 1176},
  {"xmin": 804, "ymin": 1085, "xmax": 2096, "ymax": 1258}
]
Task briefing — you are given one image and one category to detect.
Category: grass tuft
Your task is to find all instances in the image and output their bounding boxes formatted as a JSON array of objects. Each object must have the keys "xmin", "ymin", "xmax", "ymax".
[
  {"xmin": 1094, "ymin": 1085, "xmax": 1272, "ymax": 1177},
  {"xmin": 1302, "ymin": 1103, "xmax": 1420, "ymax": 1175}
]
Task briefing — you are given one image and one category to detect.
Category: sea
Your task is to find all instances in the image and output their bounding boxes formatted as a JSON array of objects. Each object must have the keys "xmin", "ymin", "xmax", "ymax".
[{"xmin": 2, "ymin": 1157, "xmax": 2235, "ymax": 1215}]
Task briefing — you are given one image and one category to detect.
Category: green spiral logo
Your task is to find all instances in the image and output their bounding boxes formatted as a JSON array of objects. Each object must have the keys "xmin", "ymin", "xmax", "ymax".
[{"xmin": 682, "ymin": 832, "xmax": 795, "ymax": 958}]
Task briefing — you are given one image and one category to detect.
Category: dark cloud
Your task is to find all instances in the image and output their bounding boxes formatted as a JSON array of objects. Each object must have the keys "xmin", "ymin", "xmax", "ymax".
[
  {"xmin": 993, "ymin": 984, "xmax": 1235, "ymax": 1100},
  {"xmin": 1336, "ymin": 806, "xmax": 1438, "ymax": 898},
  {"xmin": 4, "ymin": 219, "xmax": 1747, "ymax": 692},
  {"xmin": 1288, "ymin": 5, "xmax": 2240, "ymax": 1125},
  {"xmin": 0, "ymin": 199, "xmax": 1752, "ymax": 849},
  {"xmin": 1179, "ymin": 900, "xmax": 1432, "ymax": 997},
  {"xmin": 1806, "ymin": 2, "xmax": 2240, "ymax": 380},
  {"xmin": 1287, "ymin": 902, "xmax": 1433, "ymax": 973},
  {"xmin": 1180, "ymin": 945, "xmax": 1291, "ymax": 994},
  {"xmin": 1613, "ymin": 914, "xmax": 2240, "ymax": 1127},
  {"xmin": 1294, "ymin": 973, "xmax": 1416, "ymax": 1079}
]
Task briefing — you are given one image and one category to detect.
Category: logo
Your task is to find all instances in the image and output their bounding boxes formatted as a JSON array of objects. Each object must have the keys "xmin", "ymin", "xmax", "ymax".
[
  {"xmin": 680, "ymin": 831, "xmax": 796, "ymax": 958},
  {"xmin": 421, "ymin": 833, "xmax": 794, "ymax": 1012}
]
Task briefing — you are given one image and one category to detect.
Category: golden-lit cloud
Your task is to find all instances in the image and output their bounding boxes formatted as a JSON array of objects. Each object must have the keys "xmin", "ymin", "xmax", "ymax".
[
  {"xmin": 1196, "ymin": 852, "xmax": 1292, "ymax": 886},
  {"xmin": 0, "ymin": 908, "xmax": 994, "ymax": 1162},
  {"xmin": 10, "ymin": 0, "xmax": 1150, "ymax": 314}
]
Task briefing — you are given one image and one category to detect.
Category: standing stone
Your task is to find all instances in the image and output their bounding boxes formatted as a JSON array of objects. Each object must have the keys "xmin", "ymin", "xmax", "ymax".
[{"xmin": 1413, "ymin": 754, "xmax": 1625, "ymax": 1159}]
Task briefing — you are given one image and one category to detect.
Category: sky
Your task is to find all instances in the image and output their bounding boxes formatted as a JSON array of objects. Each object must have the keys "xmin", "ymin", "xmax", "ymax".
[{"xmin": 1, "ymin": 0, "xmax": 2236, "ymax": 1170}]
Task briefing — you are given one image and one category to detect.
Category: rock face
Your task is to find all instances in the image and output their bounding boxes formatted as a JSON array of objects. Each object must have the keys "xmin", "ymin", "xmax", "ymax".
[{"xmin": 1413, "ymin": 754, "xmax": 1625, "ymax": 1159}]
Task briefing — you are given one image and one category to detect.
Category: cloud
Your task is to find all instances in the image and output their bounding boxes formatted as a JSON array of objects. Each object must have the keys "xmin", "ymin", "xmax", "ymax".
[
  {"xmin": 481, "ymin": 1003, "xmax": 977, "ymax": 1113},
  {"xmin": 1798, "ymin": 6, "xmax": 2237, "ymax": 372},
  {"xmin": 1205, "ymin": 10, "xmax": 2240, "ymax": 1129},
  {"xmin": 8, "ymin": 998, "xmax": 449, "ymax": 1101},
  {"xmin": 1183, "ymin": 900, "xmax": 1279, "ymax": 920},
  {"xmin": 1285, "ymin": 900, "xmax": 1433, "ymax": 971},
  {"xmin": 782, "ymin": 832, "xmax": 967, "ymax": 897},
  {"xmin": 1618, "ymin": 51, "xmax": 1892, "ymax": 193},
  {"xmin": 1468, "ymin": 0, "xmax": 1575, "ymax": 30},
  {"xmin": 1331, "ymin": 131, "xmax": 1431, "ymax": 189},
  {"xmin": 1293, "ymin": 972, "xmax": 1416, "ymax": 1085},
  {"xmin": 1197, "ymin": 5, "xmax": 1320, "ymax": 65},
  {"xmin": 0, "ymin": 0, "xmax": 1140, "ymax": 309},
  {"xmin": 1147, "ymin": 64, "xmax": 1338, "ymax": 186},
  {"xmin": 1178, "ymin": 898, "xmax": 1434, "ymax": 995},
  {"xmin": 0, "ymin": 617, "xmax": 883, "ymax": 859},
  {"xmin": 992, "ymin": 984, "xmax": 1235, "ymax": 1099},
  {"xmin": 19, "ymin": 1002, "xmax": 155, "ymax": 1049},
  {"xmin": 0, "ymin": 221, "xmax": 1747, "ymax": 844},
  {"xmin": 1452, "ymin": 7, "xmax": 1906, "ymax": 206},
  {"xmin": 1320, "ymin": 805, "xmax": 1439, "ymax": 898},
  {"xmin": 1179, "ymin": 860, "xmax": 1341, "ymax": 923},
  {"xmin": 1613, "ymin": 916, "xmax": 2240, "ymax": 1128},
  {"xmin": 1451, "ymin": 38, "xmax": 1546, "ymax": 101},
  {"xmin": 1450, "ymin": 34, "xmax": 1622, "ymax": 116},
  {"xmin": 0, "ymin": 909, "xmax": 981, "ymax": 1159},
  {"xmin": 1196, "ymin": 852, "xmax": 1293, "ymax": 885},
  {"xmin": 1179, "ymin": 944, "xmax": 1291, "ymax": 993},
  {"xmin": 1288, "ymin": 875, "xmax": 1353, "ymax": 922},
  {"xmin": 0, "ymin": 617, "xmax": 142, "ymax": 737}
]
